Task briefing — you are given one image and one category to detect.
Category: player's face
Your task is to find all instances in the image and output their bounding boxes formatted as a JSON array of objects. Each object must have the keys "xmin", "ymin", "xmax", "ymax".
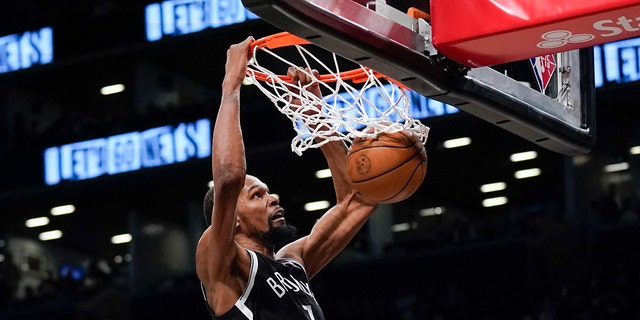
[{"xmin": 237, "ymin": 175, "xmax": 286, "ymax": 235}]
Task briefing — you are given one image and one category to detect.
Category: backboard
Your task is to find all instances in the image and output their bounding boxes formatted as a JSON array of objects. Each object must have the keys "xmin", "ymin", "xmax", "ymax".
[{"xmin": 241, "ymin": 0, "xmax": 597, "ymax": 155}]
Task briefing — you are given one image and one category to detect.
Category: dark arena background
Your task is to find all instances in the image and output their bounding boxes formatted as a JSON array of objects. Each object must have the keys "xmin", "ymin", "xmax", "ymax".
[{"xmin": 1, "ymin": 1, "xmax": 640, "ymax": 319}]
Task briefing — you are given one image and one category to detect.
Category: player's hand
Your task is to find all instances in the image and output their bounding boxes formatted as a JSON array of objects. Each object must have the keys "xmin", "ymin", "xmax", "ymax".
[
  {"xmin": 288, "ymin": 67, "xmax": 321, "ymax": 98},
  {"xmin": 287, "ymin": 67, "xmax": 322, "ymax": 115},
  {"xmin": 223, "ymin": 36, "xmax": 254, "ymax": 91}
]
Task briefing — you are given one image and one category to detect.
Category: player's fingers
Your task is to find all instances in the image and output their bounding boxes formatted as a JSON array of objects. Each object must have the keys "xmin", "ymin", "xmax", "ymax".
[
  {"xmin": 296, "ymin": 70, "xmax": 306, "ymax": 85},
  {"xmin": 287, "ymin": 67, "xmax": 300, "ymax": 84},
  {"xmin": 295, "ymin": 68, "xmax": 306, "ymax": 83},
  {"xmin": 299, "ymin": 68, "xmax": 315, "ymax": 85},
  {"xmin": 299, "ymin": 69, "xmax": 319, "ymax": 88},
  {"xmin": 241, "ymin": 36, "xmax": 254, "ymax": 49},
  {"xmin": 304, "ymin": 68, "xmax": 315, "ymax": 84},
  {"xmin": 230, "ymin": 36, "xmax": 254, "ymax": 56},
  {"xmin": 287, "ymin": 67, "xmax": 297, "ymax": 77},
  {"xmin": 288, "ymin": 67, "xmax": 319, "ymax": 86}
]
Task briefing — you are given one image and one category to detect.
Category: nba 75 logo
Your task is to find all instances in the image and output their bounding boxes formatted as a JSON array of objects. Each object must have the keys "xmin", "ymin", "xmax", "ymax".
[{"xmin": 529, "ymin": 55, "xmax": 556, "ymax": 93}]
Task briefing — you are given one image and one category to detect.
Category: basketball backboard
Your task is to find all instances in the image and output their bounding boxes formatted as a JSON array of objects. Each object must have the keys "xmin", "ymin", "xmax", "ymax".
[{"xmin": 242, "ymin": 0, "xmax": 597, "ymax": 155}]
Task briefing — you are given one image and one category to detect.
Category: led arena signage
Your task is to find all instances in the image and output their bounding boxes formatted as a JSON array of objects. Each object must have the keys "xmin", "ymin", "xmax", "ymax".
[
  {"xmin": 337, "ymin": 85, "xmax": 459, "ymax": 120},
  {"xmin": 295, "ymin": 85, "xmax": 458, "ymax": 136},
  {"xmin": 406, "ymin": 91, "xmax": 459, "ymax": 119},
  {"xmin": 43, "ymin": 119, "xmax": 211, "ymax": 186},
  {"xmin": 0, "ymin": 27, "xmax": 53, "ymax": 74},
  {"xmin": 145, "ymin": 0, "xmax": 258, "ymax": 41},
  {"xmin": 594, "ymin": 37, "xmax": 640, "ymax": 87}
]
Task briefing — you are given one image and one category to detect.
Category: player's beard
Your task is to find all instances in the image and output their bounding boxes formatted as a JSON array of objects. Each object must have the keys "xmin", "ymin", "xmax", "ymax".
[{"xmin": 261, "ymin": 224, "xmax": 298, "ymax": 251}]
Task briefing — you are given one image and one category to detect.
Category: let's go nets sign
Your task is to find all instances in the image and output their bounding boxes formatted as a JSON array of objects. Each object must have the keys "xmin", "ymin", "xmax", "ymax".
[{"xmin": 44, "ymin": 119, "xmax": 211, "ymax": 186}]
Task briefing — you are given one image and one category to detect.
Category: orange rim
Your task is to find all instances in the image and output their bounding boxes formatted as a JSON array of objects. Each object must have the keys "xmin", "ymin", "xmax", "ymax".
[{"xmin": 248, "ymin": 32, "xmax": 404, "ymax": 87}]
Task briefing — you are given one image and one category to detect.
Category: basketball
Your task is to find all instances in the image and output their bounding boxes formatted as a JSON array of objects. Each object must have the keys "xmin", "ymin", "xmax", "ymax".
[{"xmin": 347, "ymin": 130, "xmax": 427, "ymax": 204}]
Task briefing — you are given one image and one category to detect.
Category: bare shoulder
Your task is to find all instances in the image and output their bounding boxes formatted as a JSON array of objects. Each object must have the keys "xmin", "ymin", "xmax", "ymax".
[
  {"xmin": 196, "ymin": 227, "xmax": 252, "ymax": 315},
  {"xmin": 195, "ymin": 228, "xmax": 214, "ymax": 278},
  {"xmin": 275, "ymin": 237, "xmax": 306, "ymax": 265}
]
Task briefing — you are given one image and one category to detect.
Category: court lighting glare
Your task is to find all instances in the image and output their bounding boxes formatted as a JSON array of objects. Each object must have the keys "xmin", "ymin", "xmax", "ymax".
[
  {"xmin": 630, "ymin": 146, "xmax": 640, "ymax": 155},
  {"xmin": 25, "ymin": 217, "xmax": 50, "ymax": 228},
  {"xmin": 510, "ymin": 151, "xmax": 537, "ymax": 162},
  {"xmin": 111, "ymin": 233, "xmax": 133, "ymax": 244},
  {"xmin": 391, "ymin": 223, "xmax": 412, "ymax": 232},
  {"xmin": 482, "ymin": 196, "xmax": 508, "ymax": 208},
  {"xmin": 315, "ymin": 168, "xmax": 332, "ymax": 179},
  {"xmin": 604, "ymin": 162, "xmax": 629, "ymax": 173},
  {"xmin": 304, "ymin": 200, "xmax": 330, "ymax": 211},
  {"xmin": 50, "ymin": 204, "xmax": 75, "ymax": 216},
  {"xmin": 573, "ymin": 154, "xmax": 590, "ymax": 166},
  {"xmin": 514, "ymin": 168, "xmax": 541, "ymax": 179},
  {"xmin": 419, "ymin": 207, "xmax": 445, "ymax": 217},
  {"xmin": 39, "ymin": 230, "xmax": 63, "ymax": 241},
  {"xmin": 114, "ymin": 254, "xmax": 132, "ymax": 263},
  {"xmin": 443, "ymin": 137, "xmax": 471, "ymax": 149},
  {"xmin": 480, "ymin": 182, "xmax": 507, "ymax": 193},
  {"xmin": 100, "ymin": 84, "xmax": 125, "ymax": 95}
]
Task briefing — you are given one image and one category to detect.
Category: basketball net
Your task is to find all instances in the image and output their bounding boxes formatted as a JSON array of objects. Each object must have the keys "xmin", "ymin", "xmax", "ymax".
[{"xmin": 246, "ymin": 32, "xmax": 430, "ymax": 156}]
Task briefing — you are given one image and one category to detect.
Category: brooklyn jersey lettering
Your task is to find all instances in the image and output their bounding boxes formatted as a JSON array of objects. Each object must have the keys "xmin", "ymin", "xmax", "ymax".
[{"xmin": 202, "ymin": 250, "xmax": 325, "ymax": 320}]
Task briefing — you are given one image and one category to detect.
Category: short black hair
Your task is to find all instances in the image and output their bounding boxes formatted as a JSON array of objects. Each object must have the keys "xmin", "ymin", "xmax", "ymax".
[{"xmin": 203, "ymin": 187, "xmax": 214, "ymax": 226}]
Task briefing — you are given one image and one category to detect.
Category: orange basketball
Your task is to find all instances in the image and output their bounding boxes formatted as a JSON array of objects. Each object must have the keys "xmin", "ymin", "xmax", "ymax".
[{"xmin": 347, "ymin": 130, "xmax": 427, "ymax": 204}]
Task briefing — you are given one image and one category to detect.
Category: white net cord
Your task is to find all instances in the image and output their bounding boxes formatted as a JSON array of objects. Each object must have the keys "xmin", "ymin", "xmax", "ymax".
[{"xmin": 247, "ymin": 43, "xmax": 430, "ymax": 156}]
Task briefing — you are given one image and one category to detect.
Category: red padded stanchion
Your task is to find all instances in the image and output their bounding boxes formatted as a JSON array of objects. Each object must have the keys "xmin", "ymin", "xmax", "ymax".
[{"xmin": 431, "ymin": 0, "xmax": 640, "ymax": 67}]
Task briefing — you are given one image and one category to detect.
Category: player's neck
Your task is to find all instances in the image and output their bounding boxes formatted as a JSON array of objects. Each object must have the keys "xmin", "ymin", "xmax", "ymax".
[{"xmin": 236, "ymin": 236, "xmax": 275, "ymax": 259}]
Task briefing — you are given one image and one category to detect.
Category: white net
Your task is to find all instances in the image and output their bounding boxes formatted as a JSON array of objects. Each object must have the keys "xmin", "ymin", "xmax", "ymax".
[{"xmin": 246, "ymin": 35, "xmax": 430, "ymax": 156}]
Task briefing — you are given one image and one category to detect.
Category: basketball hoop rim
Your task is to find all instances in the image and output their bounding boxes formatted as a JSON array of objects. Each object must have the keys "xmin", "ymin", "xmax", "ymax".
[
  {"xmin": 248, "ymin": 32, "xmax": 406, "ymax": 88},
  {"xmin": 245, "ymin": 32, "xmax": 430, "ymax": 155}
]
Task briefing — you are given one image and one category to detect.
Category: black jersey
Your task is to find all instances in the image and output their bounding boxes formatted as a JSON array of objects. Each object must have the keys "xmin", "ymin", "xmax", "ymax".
[{"xmin": 202, "ymin": 249, "xmax": 325, "ymax": 320}]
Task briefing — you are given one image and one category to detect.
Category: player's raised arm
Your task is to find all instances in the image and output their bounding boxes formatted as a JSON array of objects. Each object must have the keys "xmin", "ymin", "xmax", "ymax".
[
  {"xmin": 277, "ymin": 68, "xmax": 378, "ymax": 278},
  {"xmin": 284, "ymin": 67, "xmax": 353, "ymax": 202},
  {"xmin": 195, "ymin": 36, "xmax": 254, "ymax": 315}
]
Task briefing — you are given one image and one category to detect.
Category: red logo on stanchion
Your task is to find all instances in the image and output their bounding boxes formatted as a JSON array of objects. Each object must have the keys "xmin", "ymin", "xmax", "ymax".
[{"xmin": 530, "ymin": 54, "xmax": 557, "ymax": 93}]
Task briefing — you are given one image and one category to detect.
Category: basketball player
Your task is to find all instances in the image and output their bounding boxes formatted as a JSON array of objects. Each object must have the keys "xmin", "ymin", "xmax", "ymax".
[{"xmin": 195, "ymin": 36, "xmax": 379, "ymax": 319}]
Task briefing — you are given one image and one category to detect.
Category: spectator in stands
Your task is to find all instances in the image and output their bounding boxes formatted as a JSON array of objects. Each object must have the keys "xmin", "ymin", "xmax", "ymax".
[
  {"xmin": 0, "ymin": 251, "xmax": 19, "ymax": 306},
  {"xmin": 591, "ymin": 184, "xmax": 622, "ymax": 225}
]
